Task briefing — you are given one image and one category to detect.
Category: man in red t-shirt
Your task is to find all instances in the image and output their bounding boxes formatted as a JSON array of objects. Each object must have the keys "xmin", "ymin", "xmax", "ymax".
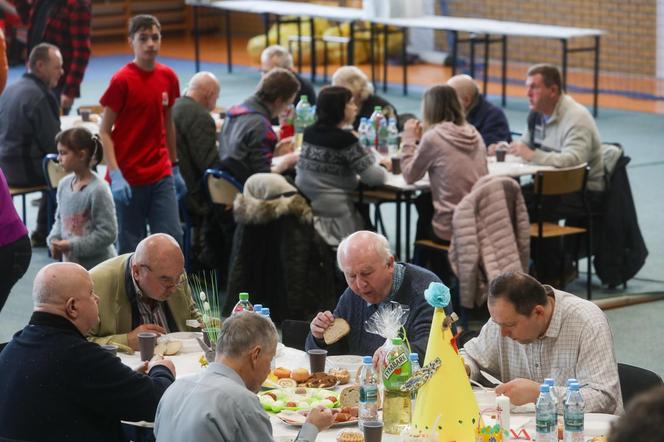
[{"xmin": 99, "ymin": 14, "xmax": 186, "ymax": 254}]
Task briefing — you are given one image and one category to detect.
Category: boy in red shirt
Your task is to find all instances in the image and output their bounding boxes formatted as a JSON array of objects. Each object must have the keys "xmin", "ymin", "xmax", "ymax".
[{"xmin": 99, "ymin": 15, "xmax": 186, "ymax": 254}]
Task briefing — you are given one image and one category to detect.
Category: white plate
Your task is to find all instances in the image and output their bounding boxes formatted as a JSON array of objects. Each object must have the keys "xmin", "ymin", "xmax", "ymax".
[
  {"xmin": 327, "ymin": 355, "xmax": 363, "ymax": 373},
  {"xmin": 158, "ymin": 332, "xmax": 203, "ymax": 353}
]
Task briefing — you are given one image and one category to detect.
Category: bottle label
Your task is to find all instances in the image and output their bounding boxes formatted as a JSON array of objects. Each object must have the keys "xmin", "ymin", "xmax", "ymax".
[
  {"xmin": 535, "ymin": 416, "xmax": 554, "ymax": 433},
  {"xmin": 383, "ymin": 353, "xmax": 408, "ymax": 382},
  {"xmin": 360, "ymin": 384, "xmax": 378, "ymax": 403},
  {"xmin": 564, "ymin": 412, "xmax": 584, "ymax": 431}
]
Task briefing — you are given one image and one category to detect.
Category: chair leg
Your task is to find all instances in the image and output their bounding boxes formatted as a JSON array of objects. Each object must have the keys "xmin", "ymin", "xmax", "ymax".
[
  {"xmin": 559, "ymin": 237, "xmax": 566, "ymax": 290},
  {"xmin": 586, "ymin": 226, "xmax": 592, "ymax": 300}
]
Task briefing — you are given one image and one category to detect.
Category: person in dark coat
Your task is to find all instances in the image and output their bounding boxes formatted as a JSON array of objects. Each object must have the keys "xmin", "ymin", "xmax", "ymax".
[
  {"xmin": 448, "ymin": 74, "xmax": 512, "ymax": 150},
  {"xmin": 0, "ymin": 262, "xmax": 175, "ymax": 442},
  {"xmin": 261, "ymin": 44, "xmax": 316, "ymax": 108}
]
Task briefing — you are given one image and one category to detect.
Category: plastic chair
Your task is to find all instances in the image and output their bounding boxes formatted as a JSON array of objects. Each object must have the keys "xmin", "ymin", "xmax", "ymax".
[
  {"xmin": 204, "ymin": 168, "xmax": 243, "ymax": 207},
  {"xmin": 530, "ymin": 163, "xmax": 592, "ymax": 298},
  {"xmin": 42, "ymin": 153, "xmax": 69, "ymax": 235},
  {"xmin": 618, "ymin": 363, "xmax": 664, "ymax": 407}
]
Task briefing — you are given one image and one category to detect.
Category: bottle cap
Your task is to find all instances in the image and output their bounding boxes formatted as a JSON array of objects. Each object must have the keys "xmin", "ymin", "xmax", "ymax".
[
  {"xmin": 374, "ymin": 106, "xmax": 381, "ymax": 111},
  {"xmin": 544, "ymin": 378, "xmax": 555, "ymax": 387},
  {"xmin": 300, "ymin": 95, "xmax": 308, "ymax": 102},
  {"xmin": 261, "ymin": 307, "xmax": 270, "ymax": 316},
  {"xmin": 409, "ymin": 353, "xmax": 419, "ymax": 362},
  {"xmin": 239, "ymin": 292, "xmax": 249, "ymax": 301},
  {"xmin": 566, "ymin": 378, "xmax": 578, "ymax": 386},
  {"xmin": 569, "ymin": 382, "xmax": 580, "ymax": 391},
  {"xmin": 363, "ymin": 356, "xmax": 373, "ymax": 365},
  {"xmin": 253, "ymin": 304, "xmax": 263, "ymax": 312},
  {"xmin": 391, "ymin": 337, "xmax": 403, "ymax": 345},
  {"xmin": 540, "ymin": 384, "xmax": 550, "ymax": 393}
]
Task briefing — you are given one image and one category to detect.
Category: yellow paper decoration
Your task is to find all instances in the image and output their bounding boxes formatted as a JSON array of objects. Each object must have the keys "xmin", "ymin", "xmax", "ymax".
[{"xmin": 411, "ymin": 308, "xmax": 481, "ymax": 441}]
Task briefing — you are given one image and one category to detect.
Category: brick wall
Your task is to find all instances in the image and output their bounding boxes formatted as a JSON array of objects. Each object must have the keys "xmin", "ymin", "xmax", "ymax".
[{"xmin": 433, "ymin": 0, "xmax": 657, "ymax": 76}]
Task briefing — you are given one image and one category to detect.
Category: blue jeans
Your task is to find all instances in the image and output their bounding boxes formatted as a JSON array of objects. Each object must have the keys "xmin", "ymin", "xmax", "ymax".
[{"xmin": 115, "ymin": 175, "xmax": 183, "ymax": 254}]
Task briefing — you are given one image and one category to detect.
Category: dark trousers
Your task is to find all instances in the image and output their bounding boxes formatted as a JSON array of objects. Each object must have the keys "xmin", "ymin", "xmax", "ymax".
[{"xmin": 0, "ymin": 234, "xmax": 32, "ymax": 313}]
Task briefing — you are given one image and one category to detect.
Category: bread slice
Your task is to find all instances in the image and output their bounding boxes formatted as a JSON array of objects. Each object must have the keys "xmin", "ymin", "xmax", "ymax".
[
  {"xmin": 339, "ymin": 385, "xmax": 360, "ymax": 407},
  {"xmin": 323, "ymin": 318, "xmax": 350, "ymax": 345}
]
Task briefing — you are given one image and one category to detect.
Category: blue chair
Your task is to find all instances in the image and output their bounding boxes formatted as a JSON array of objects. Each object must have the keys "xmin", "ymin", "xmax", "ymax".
[{"xmin": 203, "ymin": 168, "xmax": 243, "ymax": 207}]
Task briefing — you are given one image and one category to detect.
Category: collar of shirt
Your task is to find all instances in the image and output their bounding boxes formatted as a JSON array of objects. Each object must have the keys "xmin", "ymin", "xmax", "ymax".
[
  {"xmin": 209, "ymin": 361, "xmax": 248, "ymax": 389},
  {"xmin": 541, "ymin": 286, "xmax": 563, "ymax": 339},
  {"xmin": 367, "ymin": 262, "xmax": 405, "ymax": 307}
]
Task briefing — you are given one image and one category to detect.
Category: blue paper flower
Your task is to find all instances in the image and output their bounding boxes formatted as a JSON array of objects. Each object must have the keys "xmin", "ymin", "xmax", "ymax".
[{"xmin": 424, "ymin": 282, "xmax": 451, "ymax": 308}]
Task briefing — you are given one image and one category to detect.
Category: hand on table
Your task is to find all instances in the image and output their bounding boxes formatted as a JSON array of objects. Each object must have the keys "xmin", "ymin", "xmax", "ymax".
[
  {"xmin": 495, "ymin": 378, "xmax": 540, "ymax": 405},
  {"xmin": 509, "ymin": 141, "xmax": 535, "ymax": 162},
  {"xmin": 272, "ymin": 151, "xmax": 299, "ymax": 174},
  {"xmin": 148, "ymin": 356, "xmax": 176, "ymax": 377},
  {"xmin": 310, "ymin": 311, "xmax": 334, "ymax": 340},
  {"xmin": 305, "ymin": 406, "xmax": 334, "ymax": 432},
  {"xmin": 379, "ymin": 156, "xmax": 392, "ymax": 172},
  {"xmin": 127, "ymin": 323, "xmax": 166, "ymax": 350}
]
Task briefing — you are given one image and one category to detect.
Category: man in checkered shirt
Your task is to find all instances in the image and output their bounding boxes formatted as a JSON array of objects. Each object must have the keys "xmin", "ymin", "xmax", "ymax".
[
  {"xmin": 16, "ymin": 0, "xmax": 91, "ymax": 114},
  {"xmin": 461, "ymin": 271, "xmax": 623, "ymax": 414}
]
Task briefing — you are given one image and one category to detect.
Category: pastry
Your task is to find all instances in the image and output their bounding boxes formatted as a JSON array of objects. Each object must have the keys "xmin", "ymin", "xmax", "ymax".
[
  {"xmin": 274, "ymin": 367, "xmax": 292, "ymax": 379},
  {"xmin": 277, "ymin": 378, "xmax": 297, "ymax": 388},
  {"xmin": 329, "ymin": 368, "xmax": 350, "ymax": 384},
  {"xmin": 336, "ymin": 430, "xmax": 364, "ymax": 442},
  {"xmin": 291, "ymin": 368, "xmax": 311, "ymax": 383}
]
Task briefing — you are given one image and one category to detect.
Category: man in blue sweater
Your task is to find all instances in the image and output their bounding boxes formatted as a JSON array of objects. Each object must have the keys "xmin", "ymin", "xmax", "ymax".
[{"xmin": 305, "ymin": 231, "xmax": 442, "ymax": 363}]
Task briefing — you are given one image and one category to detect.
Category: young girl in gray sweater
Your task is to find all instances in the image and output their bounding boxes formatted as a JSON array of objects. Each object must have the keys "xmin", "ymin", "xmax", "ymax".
[{"xmin": 47, "ymin": 128, "xmax": 117, "ymax": 269}]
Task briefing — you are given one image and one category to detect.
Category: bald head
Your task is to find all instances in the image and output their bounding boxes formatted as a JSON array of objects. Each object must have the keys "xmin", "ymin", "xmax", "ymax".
[
  {"xmin": 185, "ymin": 71, "xmax": 220, "ymax": 111},
  {"xmin": 447, "ymin": 74, "xmax": 479, "ymax": 111},
  {"xmin": 337, "ymin": 231, "xmax": 391, "ymax": 272},
  {"xmin": 33, "ymin": 262, "xmax": 90, "ymax": 307},
  {"xmin": 33, "ymin": 262, "xmax": 99, "ymax": 335},
  {"xmin": 132, "ymin": 234, "xmax": 186, "ymax": 302}
]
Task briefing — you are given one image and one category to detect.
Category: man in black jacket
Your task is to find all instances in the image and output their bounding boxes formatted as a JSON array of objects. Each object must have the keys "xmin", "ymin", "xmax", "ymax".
[
  {"xmin": 0, "ymin": 43, "xmax": 62, "ymax": 246},
  {"xmin": 0, "ymin": 262, "xmax": 176, "ymax": 442}
]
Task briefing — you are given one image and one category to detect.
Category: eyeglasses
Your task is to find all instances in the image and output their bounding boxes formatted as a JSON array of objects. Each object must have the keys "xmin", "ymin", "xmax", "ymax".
[{"xmin": 140, "ymin": 264, "xmax": 186, "ymax": 289}]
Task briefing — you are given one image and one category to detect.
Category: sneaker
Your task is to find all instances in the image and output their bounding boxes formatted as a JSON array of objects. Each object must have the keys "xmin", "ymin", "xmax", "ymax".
[{"xmin": 31, "ymin": 230, "xmax": 47, "ymax": 247}]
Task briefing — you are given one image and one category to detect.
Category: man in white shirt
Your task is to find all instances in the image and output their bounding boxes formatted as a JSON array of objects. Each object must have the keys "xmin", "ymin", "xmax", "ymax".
[{"xmin": 461, "ymin": 272, "xmax": 623, "ymax": 414}]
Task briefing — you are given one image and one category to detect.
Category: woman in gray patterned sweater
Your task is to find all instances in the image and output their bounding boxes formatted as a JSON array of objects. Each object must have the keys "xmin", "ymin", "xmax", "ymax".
[{"xmin": 296, "ymin": 86, "xmax": 388, "ymax": 246}]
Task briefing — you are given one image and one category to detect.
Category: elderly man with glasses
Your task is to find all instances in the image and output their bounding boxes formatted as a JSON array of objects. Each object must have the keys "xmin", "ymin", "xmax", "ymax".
[{"xmin": 89, "ymin": 233, "xmax": 202, "ymax": 350}]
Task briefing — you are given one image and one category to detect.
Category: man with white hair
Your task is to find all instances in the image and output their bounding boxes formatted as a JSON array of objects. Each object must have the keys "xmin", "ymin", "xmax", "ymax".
[
  {"xmin": 155, "ymin": 312, "xmax": 334, "ymax": 441},
  {"xmin": 172, "ymin": 72, "xmax": 221, "ymax": 232},
  {"xmin": 448, "ymin": 74, "xmax": 512, "ymax": 151},
  {"xmin": 89, "ymin": 233, "xmax": 202, "ymax": 350},
  {"xmin": 306, "ymin": 231, "xmax": 445, "ymax": 363},
  {"xmin": 261, "ymin": 44, "xmax": 316, "ymax": 105},
  {"xmin": 0, "ymin": 262, "xmax": 175, "ymax": 442}
]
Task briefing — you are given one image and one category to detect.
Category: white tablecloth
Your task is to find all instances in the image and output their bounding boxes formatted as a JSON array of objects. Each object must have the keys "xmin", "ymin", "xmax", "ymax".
[{"xmin": 119, "ymin": 344, "xmax": 616, "ymax": 441}]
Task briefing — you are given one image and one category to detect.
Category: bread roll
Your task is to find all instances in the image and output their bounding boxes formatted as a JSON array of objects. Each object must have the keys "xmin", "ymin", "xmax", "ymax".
[
  {"xmin": 323, "ymin": 318, "xmax": 350, "ymax": 345},
  {"xmin": 274, "ymin": 367, "xmax": 292, "ymax": 379},
  {"xmin": 339, "ymin": 385, "xmax": 360, "ymax": 407}
]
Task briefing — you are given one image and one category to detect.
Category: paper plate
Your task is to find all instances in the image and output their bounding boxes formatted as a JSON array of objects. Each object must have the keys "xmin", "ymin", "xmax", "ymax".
[{"xmin": 158, "ymin": 332, "xmax": 202, "ymax": 353}]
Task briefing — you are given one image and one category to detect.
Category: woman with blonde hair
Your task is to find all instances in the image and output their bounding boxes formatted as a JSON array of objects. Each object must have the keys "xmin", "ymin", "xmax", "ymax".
[
  {"xmin": 401, "ymin": 85, "xmax": 487, "ymax": 281},
  {"xmin": 331, "ymin": 65, "xmax": 398, "ymax": 129}
]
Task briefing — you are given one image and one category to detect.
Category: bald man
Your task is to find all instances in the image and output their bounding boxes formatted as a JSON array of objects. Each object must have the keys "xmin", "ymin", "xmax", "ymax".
[
  {"xmin": 173, "ymin": 71, "xmax": 222, "ymax": 219},
  {"xmin": 305, "ymin": 231, "xmax": 445, "ymax": 363},
  {"xmin": 90, "ymin": 233, "xmax": 202, "ymax": 350},
  {"xmin": 0, "ymin": 262, "xmax": 175, "ymax": 442},
  {"xmin": 448, "ymin": 74, "xmax": 512, "ymax": 151}
]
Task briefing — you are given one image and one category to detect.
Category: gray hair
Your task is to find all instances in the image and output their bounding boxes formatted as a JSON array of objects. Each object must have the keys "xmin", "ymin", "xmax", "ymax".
[
  {"xmin": 336, "ymin": 231, "xmax": 392, "ymax": 272},
  {"xmin": 331, "ymin": 65, "xmax": 374, "ymax": 102},
  {"xmin": 261, "ymin": 45, "xmax": 293, "ymax": 69},
  {"xmin": 215, "ymin": 311, "xmax": 278, "ymax": 357},
  {"xmin": 28, "ymin": 43, "xmax": 58, "ymax": 71}
]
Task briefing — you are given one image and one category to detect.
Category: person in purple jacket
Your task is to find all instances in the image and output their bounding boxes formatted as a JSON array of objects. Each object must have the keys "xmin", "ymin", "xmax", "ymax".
[{"xmin": 0, "ymin": 168, "xmax": 32, "ymax": 313}]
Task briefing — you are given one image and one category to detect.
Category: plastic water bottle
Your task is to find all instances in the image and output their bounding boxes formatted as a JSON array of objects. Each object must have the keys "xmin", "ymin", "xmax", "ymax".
[
  {"xmin": 377, "ymin": 118, "xmax": 388, "ymax": 155},
  {"xmin": 563, "ymin": 383, "xmax": 585, "ymax": 442},
  {"xmin": 358, "ymin": 355, "xmax": 380, "ymax": 431},
  {"xmin": 369, "ymin": 106, "xmax": 384, "ymax": 151},
  {"xmin": 409, "ymin": 353, "xmax": 420, "ymax": 416},
  {"xmin": 232, "ymin": 292, "xmax": 253, "ymax": 314},
  {"xmin": 387, "ymin": 117, "xmax": 399, "ymax": 155},
  {"xmin": 253, "ymin": 304, "xmax": 263, "ymax": 313},
  {"xmin": 563, "ymin": 378, "xmax": 578, "ymax": 407},
  {"xmin": 365, "ymin": 119, "xmax": 376, "ymax": 151},
  {"xmin": 295, "ymin": 95, "xmax": 311, "ymax": 149},
  {"xmin": 536, "ymin": 384, "xmax": 556, "ymax": 442},
  {"xmin": 358, "ymin": 117, "xmax": 370, "ymax": 149},
  {"xmin": 260, "ymin": 307, "xmax": 270, "ymax": 318},
  {"xmin": 544, "ymin": 377, "xmax": 558, "ymax": 413}
]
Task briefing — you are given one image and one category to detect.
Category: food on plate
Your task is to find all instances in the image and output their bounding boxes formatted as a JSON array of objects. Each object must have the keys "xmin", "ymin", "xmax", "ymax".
[
  {"xmin": 340, "ymin": 406, "xmax": 359, "ymax": 417},
  {"xmin": 274, "ymin": 367, "xmax": 292, "ymax": 379},
  {"xmin": 339, "ymin": 385, "xmax": 360, "ymax": 407},
  {"xmin": 154, "ymin": 341, "xmax": 182, "ymax": 356},
  {"xmin": 258, "ymin": 388, "xmax": 339, "ymax": 413},
  {"xmin": 277, "ymin": 378, "xmax": 297, "ymax": 388},
  {"xmin": 590, "ymin": 437, "xmax": 607, "ymax": 442},
  {"xmin": 329, "ymin": 368, "xmax": 350, "ymax": 384},
  {"xmin": 303, "ymin": 372, "xmax": 338, "ymax": 388},
  {"xmin": 334, "ymin": 412, "xmax": 352, "ymax": 422},
  {"xmin": 323, "ymin": 318, "xmax": 350, "ymax": 345},
  {"xmin": 336, "ymin": 430, "xmax": 364, "ymax": 442},
  {"xmin": 291, "ymin": 368, "xmax": 311, "ymax": 383}
]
